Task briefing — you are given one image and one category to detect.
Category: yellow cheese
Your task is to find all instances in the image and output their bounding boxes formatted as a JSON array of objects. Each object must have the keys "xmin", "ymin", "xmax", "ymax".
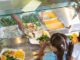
[
  {"xmin": 44, "ymin": 19, "xmax": 60, "ymax": 24},
  {"xmin": 39, "ymin": 11, "xmax": 64, "ymax": 30},
  {"xmin": 46, "ymin": 22, "xmax": 64, "ymax": 30}
]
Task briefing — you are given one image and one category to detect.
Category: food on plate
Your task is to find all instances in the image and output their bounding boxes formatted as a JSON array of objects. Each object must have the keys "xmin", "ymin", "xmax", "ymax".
[
  {"xmin": 25, "ymin": 22, "xmax": 41, "ymax": 32},
  {"xmin": 1, "ymin": 49, "xmax": 25, "ymax": 60},
  {"xmin": 1, "ymin": 56, "xmax": 6, "ymax": 60},
  {"xmin": 37, "ymin": 34, "xmax": 50, "ymax": 42},
  {"xmin": 14, "ymin": 51, "xmax": 24, "ymax": 60},
  {"xmin": 2, "ymin": 50, "xmax": 15, "ymax": 57},
  {"xmin": 39, "ymin": 11, "xmax": 64, "ymax": 30}
]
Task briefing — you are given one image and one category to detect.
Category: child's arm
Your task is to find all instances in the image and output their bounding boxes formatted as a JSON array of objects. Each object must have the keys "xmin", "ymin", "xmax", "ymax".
[
  {"xmin": 38, "ymin": 41, "xmax": 47, "ymax": 60},
  {"xmin": 71, "ymin": 56, "xmax": 75, "ymax": 60}
]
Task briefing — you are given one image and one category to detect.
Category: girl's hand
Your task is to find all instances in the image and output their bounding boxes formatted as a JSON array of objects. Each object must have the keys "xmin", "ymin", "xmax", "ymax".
[
  {"xmin": 38, "ymin": 40, "xmax": 47, "ymax": 60},
  {"xmin": 40, "ymin": 40, "xmax": 47, "ymax": 48}
]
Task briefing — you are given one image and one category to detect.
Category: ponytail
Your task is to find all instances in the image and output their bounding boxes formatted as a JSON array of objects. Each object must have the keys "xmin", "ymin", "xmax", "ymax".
[
  {"xmin": 66, "ymin": 42, "xmax": 73, "ymax": 60},
  {"xmin": 57, "ymin": 49, "xmax": 64, "ymax": 60},
  {"xmin": 50, "ymin": 33, "xmax": 74, "ymax": 60}
]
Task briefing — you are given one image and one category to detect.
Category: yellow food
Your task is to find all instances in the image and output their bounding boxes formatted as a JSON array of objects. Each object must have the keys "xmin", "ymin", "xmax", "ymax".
[
  {"xmin": 71, "ymin": 33, "xmax": 78, "ymax": 44},
  {"xmin": 45, "ymin": 21, "xmax": 64, "ymax": 30},
  {"xmin": 14, "ymin": 51, "xmax": 24, "ymax": 60},
  {"xmin": 40, "ymin": 11, "xmax": 64, "ymax": 30},
  {"xmin": 72, "ymin": 33, "xmax": 78, "ymax": 38},
  {"xmin": 72, "ymin": 37, "xmax": 78, "ymax": 44},
  {"xmin": 44, "ymin": 19, "xmax": 60, "ymax": 24},
  {"xmin": 42, "ymin": 30, "xmax": 50, "ymax": 37},
  {"xmin": 1, "ymin": 56, "xmax": 6, "ymax": 60}
]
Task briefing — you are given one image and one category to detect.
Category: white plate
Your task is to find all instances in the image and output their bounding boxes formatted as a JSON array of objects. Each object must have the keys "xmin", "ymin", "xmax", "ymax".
[{"xmin": 29, "ymin": 38, "xmax": 39, "ymax": 44}]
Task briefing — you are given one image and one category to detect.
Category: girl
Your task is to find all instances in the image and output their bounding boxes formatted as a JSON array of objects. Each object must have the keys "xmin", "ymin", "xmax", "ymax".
[{"xmin": 38, "ymin": 33, "xmax": 73, "ymax": 60}]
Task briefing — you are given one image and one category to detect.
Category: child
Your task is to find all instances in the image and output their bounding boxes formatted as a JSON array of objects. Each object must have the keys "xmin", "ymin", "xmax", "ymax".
[{"xmin": 38, "ymin": 33, "xmax": 73, "ymax": 60}]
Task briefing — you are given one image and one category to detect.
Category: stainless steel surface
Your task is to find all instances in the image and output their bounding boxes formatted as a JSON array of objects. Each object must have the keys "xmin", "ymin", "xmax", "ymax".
[{"xmin": 0, "ymin": 38, "xmax": 41, "ymax": 60}]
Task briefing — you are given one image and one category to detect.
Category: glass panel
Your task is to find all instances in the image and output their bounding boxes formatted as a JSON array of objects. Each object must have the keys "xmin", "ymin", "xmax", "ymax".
[
  {"xmin": 20, "ymin": 12, "xmax": 43, "ymax": 44},
  {"xmin": 0, "ymin": 6, "xmax": 79, "ymax": 38},
  {"xmin": 36, "ymin": 6, "xmax": 76, "ymax": 34},
  {"xmin": 0, "ymin": 15, "xmax": 22, "ymax": 38},
  {"xmin": 38, "ymin": 0, "xmax": 72, "ymax": 8},
  {"xmin": 0, "ymin": 0, "xmax": 31, "ymax": 16},
  {"xmin": 0, "ymin": 12, "xmax": 43, "ymax": 60},
  {"xmin": 0, "ymin": 0, "xmax": 30, "ymax": 10},
  {"xmin": 0, "ymin": 0, "xmax": 75, "ymax": 16},
  {"xmin": 0, "ymin": 16, "xmax": 17, "ymax": 27},
  {"xmin": 0, "ymin": 6, "xmax": 80, "ymax": 60}
]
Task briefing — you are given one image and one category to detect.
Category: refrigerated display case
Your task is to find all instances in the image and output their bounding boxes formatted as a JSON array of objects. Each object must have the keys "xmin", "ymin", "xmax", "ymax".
[{"xmin": 0, "ymin": 0, "xmax": 80, "ymax": 60}]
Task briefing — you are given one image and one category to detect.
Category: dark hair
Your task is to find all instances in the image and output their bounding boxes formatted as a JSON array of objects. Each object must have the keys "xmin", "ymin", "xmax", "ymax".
[{"xmin": 50, "ymin": 33, "xmax": 73, "ymax": 60}]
